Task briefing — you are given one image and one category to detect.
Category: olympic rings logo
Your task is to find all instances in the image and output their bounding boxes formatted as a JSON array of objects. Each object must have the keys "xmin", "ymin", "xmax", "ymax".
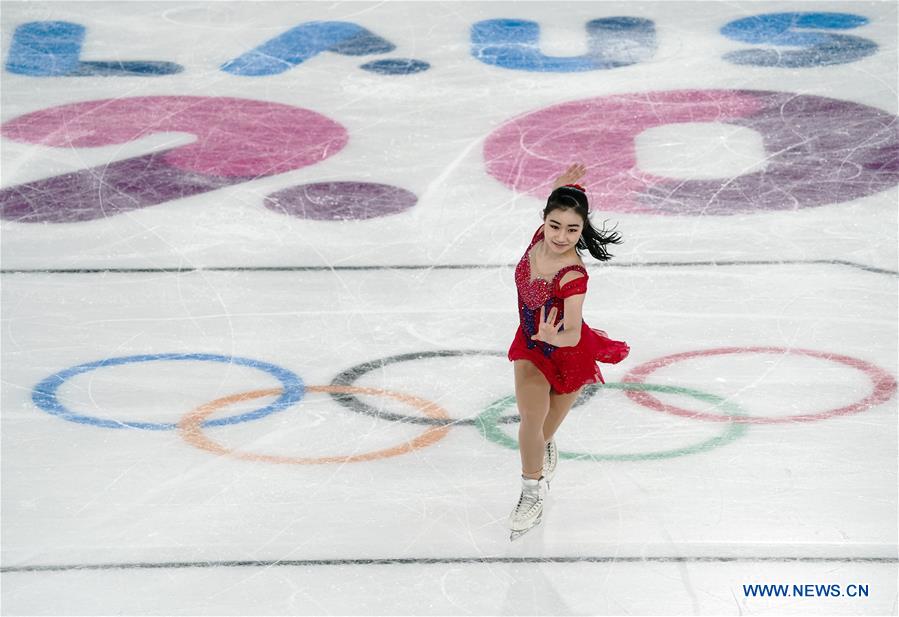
[{"xmin": 30, "ymin": 348, "xmax": 897, "ymax": 465}]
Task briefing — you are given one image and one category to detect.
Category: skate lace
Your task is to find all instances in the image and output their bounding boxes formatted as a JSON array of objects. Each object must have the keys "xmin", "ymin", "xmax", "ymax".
[
  {"xmin": 514, "ymin": 486, "xmax": 542, "ymax": 516},
  {"xmin": 544, "ymin": 442, "xmax": 557, "ymax": 470}
]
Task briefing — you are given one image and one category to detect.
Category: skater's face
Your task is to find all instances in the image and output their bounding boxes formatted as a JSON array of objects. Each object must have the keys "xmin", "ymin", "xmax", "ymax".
[{"xmin": 542, "ymin": 208, "xmax": 583, "ymax": 255}]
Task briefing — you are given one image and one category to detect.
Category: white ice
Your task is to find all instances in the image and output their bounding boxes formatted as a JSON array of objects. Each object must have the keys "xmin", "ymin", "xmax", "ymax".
[{"xmin": 1, "ymin": 2, "xmax": 897, "ymax": 615}]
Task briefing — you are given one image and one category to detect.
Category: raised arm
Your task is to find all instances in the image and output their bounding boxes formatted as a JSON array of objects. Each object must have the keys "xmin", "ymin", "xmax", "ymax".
[{"xmin": 550, "ymin": 163, "xmax": 587, "ymax": 191}]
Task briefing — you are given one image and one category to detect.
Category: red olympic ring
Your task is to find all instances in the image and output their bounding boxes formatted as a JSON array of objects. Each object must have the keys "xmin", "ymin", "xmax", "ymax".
[{"xmin": 622, "ymin": 347, "xmax": 897, "ymax": 424}]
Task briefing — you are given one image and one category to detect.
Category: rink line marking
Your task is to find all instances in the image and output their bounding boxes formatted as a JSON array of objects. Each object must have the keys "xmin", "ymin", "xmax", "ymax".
[
  {"xmin": 3, "ymin": 556, "xmax": 898, "ymax": 573},
  {"xmin": 0, "ymin": 259, "xmax": 896, "ymax": 276}
]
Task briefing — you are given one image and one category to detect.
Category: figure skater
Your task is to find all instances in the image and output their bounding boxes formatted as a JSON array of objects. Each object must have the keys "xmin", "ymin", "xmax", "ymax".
[{"xmin": 507, "ymin": 163, "xmax": 630, "ymax": 539}]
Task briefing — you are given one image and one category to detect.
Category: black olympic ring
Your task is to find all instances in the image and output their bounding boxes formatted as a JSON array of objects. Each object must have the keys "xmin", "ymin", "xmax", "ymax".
[{"xmin": 328, "ymin": 349, "xmax": 602, "ymax": 426}]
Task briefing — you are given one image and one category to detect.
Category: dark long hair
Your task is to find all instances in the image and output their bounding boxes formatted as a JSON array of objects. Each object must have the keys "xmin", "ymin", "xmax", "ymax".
[{"xmin": 543, "ymin": 185, "xmax": 622, "ymax": 261}]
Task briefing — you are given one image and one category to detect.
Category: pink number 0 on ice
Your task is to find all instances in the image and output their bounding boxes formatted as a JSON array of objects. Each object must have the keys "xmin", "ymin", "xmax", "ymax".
[{"xmin": 484, "ymin": 89, "xmax": 899, "ymax": 215}]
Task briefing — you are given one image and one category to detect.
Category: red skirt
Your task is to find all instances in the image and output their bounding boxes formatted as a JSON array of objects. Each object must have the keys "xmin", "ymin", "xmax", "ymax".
[{"xmin": 508, "ymin": 322, "xmax": 629, "ymax": 394}]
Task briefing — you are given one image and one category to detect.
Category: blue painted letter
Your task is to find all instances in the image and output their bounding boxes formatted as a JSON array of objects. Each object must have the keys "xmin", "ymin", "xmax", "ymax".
[
  {"xmin": 6, "ymin": 21, "xmax": 182, "ymax": 76},
  {"xmin": 721, "ymin": 12, "xmax": 877, "ymax": 67},
  {"xmin": 471, "ymin": 17, "xmax": 655, "ymax": 72},
  {"xmin": 221, "ymin": 21, "xmax": 397, "ymax": 75}
]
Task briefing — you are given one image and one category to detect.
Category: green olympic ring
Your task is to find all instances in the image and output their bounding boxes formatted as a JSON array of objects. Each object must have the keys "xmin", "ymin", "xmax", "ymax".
[{"xmin": 475, "ymin": 382, "xmax": 749, "ymax": 461}]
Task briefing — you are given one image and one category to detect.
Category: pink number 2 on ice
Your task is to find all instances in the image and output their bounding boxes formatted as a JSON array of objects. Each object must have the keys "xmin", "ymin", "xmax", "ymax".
[{"xmin": 0, "ymin": 96, "xmax": 349, "ymax": 223}]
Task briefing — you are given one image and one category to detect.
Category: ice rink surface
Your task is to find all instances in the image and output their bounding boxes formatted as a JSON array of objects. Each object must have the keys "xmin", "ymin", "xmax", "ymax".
[{"xmin": 1, "ymin": 1, "xmax": 897, "ymax": 615}]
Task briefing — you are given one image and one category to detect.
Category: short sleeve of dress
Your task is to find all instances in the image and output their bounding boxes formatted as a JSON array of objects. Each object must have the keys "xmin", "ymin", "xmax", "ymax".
[{"xmin": 556, "ymin": 268, "xmax": 588, "ymax": 298}]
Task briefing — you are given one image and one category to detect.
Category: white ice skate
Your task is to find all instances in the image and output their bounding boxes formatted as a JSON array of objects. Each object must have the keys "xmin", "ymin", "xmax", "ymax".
[
  {"xmin": 543, "ymin": 439, "xmax": 558, "ymax": 487},
  {"xmin": 508, "ymin": 476, "xmax": 547, "ymax": 541}
]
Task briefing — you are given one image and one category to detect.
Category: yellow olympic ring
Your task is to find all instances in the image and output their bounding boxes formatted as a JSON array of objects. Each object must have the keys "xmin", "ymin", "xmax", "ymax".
[{"xmin": 178, "ymin": 385, "xmax": 450, "ymax": 464}]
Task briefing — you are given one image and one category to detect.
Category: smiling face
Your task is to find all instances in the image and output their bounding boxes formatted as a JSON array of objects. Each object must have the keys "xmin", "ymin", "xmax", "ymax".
[{"xmin": 542, "ymin": 207, "xmax": 584, "ymax": 255}]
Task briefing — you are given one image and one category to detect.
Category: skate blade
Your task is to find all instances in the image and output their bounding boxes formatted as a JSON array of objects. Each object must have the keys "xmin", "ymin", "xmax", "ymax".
[{"xmin": 509, "ymin": 516, "xmax": 543, "ymax": 541}]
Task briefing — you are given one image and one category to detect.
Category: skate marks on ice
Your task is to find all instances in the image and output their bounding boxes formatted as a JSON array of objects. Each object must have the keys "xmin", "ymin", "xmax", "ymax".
[
  {"xmin": 0, "ymin": 97, "xmax": 418, "ymax": 224},
  {"xmin": 2, "ymin": 3, "xmax": 897, "ymax": 614},
  {"xmin": 25, "ymin": 343, "xmax": 895, "ymax": 466},
  {"xmin": 5, "ymin": 91, "xmax": 895, "ymax": 222}
]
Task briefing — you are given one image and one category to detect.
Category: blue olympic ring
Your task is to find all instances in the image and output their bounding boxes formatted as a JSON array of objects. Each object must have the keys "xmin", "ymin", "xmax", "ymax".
[{"xmin": 31, "ymin": 353, "xmax": 305, "ymax": 430}]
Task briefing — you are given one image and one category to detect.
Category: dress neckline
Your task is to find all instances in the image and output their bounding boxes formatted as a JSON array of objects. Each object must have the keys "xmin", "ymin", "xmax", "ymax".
[{"xmin": 526, "ymin": 240, "xmax": 584, "ymax": 285}]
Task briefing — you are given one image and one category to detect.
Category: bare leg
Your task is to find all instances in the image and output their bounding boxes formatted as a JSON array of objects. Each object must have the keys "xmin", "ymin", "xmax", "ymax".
[
  {"xmin": 542, "ymin": 387, "xmax": 581, "ymax": 443},
  {"xmin": 513, "ymin": 360, "xmax": 551, "ymax": 479}
]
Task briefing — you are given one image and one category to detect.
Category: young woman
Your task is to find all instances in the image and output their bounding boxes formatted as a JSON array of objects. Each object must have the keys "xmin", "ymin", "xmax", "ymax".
[{"xmin": 507, "ymin": 163, "xmax": 629, "ymax": 538}]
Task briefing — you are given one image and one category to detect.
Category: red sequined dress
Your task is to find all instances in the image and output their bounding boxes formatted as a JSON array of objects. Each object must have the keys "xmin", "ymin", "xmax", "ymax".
[{"xmin": 508, "ymin": 226, "xmax": 629, "ymax": 393}]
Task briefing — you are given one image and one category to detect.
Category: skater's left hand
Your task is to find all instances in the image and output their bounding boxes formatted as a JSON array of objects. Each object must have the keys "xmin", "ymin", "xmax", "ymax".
[{"xmin": 531, "ymin": 306, "xmax": 563, "ymax": 344}]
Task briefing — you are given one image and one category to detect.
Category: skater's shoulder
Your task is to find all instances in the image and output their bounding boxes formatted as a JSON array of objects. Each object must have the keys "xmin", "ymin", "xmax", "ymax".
[{"xmin": 558, "ymin": 266, "xmax": 586, "ymax": 285}]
